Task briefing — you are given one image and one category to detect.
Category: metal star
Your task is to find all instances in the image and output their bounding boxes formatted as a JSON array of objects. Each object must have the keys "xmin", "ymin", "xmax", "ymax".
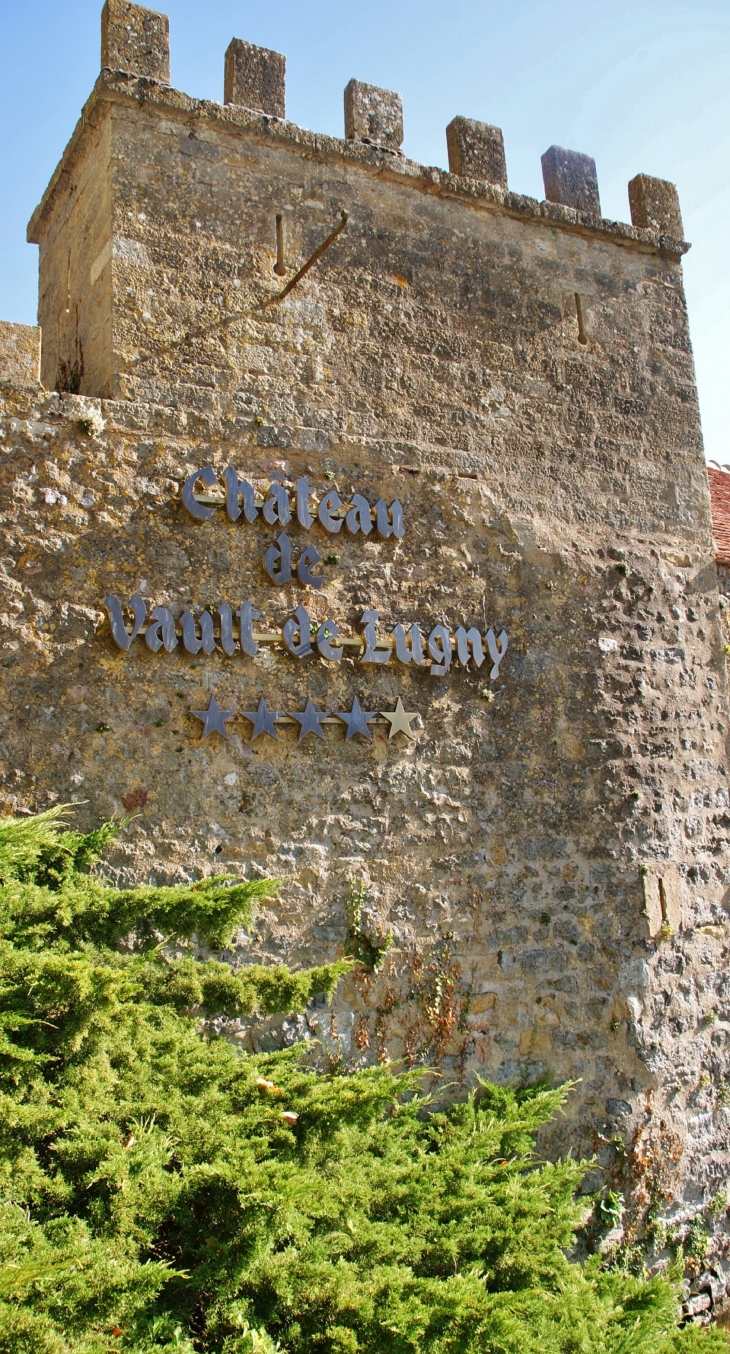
[
  {"xmin": 336, "ymin": 696, "xmax": 377, "ymax": 741},
  {"xmin": 380, "ymin": 697, "xmax": 418, "ymax": 740},
  {"xmin": 191, "ymin": 694, "xmax": 235, "ymax": 740},
  {"xmin": 241, "ymin": 696, "xmax": 282, "ymax": 740},
  {"xmin": 290, "ymin": 697, "xmax": 327, "ymax": 741}
]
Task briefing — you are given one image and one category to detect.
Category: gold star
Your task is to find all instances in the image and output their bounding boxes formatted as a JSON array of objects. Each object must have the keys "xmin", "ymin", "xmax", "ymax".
[{"xmin": 380, "ymin": 698, "xmax": 418, "ymax": 740}]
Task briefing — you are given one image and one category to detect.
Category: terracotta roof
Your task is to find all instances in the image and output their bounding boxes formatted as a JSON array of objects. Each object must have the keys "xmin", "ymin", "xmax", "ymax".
[{"xmin": 707, "ymin": 465, "xmax": 730, "ymax": 565}]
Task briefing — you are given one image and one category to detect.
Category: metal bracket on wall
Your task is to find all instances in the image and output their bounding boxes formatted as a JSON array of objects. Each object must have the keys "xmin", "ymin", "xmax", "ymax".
[
  {"xmin": 259, "ymin": 209, "xmax": 349, "ymax": 308},
  {"xmin": 131, "ymin": 209, "xmax": 350, "ymax": 366}
]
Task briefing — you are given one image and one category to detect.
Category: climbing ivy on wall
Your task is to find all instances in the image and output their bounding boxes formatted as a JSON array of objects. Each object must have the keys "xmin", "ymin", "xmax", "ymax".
[{"xmin": 0, "ymin": 808, "xmax": 726, "ymax": 1353}]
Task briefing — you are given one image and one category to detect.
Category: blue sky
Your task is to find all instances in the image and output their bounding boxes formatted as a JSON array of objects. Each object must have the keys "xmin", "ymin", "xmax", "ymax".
[{"xmin": 1, "ymin": 0, "xmax": 728, "ymax": 461}]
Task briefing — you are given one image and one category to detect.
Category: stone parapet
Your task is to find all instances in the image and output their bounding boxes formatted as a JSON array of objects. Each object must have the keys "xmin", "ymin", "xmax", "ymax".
[
  {"xmin": 27, "ymin": 73, "xmax": 690, "ymax": 262},
  {"xmin": 23, "ymin": 67, "xmax": 692, "ymax": 418}
]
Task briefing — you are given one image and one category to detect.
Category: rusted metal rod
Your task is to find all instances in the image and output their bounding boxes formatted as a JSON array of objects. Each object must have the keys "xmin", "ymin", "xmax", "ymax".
[
  {"xmin": 132, "ymin": 209, "xmax": 349, "ymax": 364},
  {"xmin": 260, "ymin": 209, "xmax": 349, "ymax": 307}
]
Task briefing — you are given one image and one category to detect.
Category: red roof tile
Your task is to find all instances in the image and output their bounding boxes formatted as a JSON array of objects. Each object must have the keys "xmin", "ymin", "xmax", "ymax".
[{"xmin": 707, "ymin": 465, "xmax": 730, "ymax": 566}]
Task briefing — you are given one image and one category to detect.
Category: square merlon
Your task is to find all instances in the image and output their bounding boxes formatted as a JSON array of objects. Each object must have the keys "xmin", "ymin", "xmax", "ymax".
[
  {"xmin": 541, "ymin": 145, "xmax": 601, "ymax": 216},
  {"xmin": 224, "ymin": 38, "xmax": 286, "ymax": 118},
  {"xmin": 446, "ymin": 117, "xmax": 507, "ymax": 189},
  {"xmin": 101, "ymin": 0, "xmax": 170, "ymax": 82},
  {"xmin": 344, "ymin": 79, "xmax": 403, "ymax": 152},
  {"xmin": 629, "ymin": 174, "xmax": 683, "ymax": 239},
  {"xmin": 0, "ymin": 322, "xmax": 41, "ymax": 387}
]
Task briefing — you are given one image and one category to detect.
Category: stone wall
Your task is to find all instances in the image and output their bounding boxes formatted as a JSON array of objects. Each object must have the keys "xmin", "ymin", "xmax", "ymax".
[
  {"xmin": 34, "ymin": 114, "xmax": 113, "ymax": 398},
  {"xmin": 4, "ymin": 0, "xmax": 730, "ymax": 1280}
]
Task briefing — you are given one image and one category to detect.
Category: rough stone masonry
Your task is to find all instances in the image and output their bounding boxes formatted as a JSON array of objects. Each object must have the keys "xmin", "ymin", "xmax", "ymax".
[{"xmin": 2, "ymin": 0, "xmax": 729, "ymax": 1292}]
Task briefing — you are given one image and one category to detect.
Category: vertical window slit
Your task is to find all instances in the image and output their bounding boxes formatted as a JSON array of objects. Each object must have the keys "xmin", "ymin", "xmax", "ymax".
[
  {"xmin": 274, "ymin": 214, "xmax": 286, "ymax": 276},
  {"xmin": 575, "ymin": 293, "xmax": 588, "ymax": 345}
]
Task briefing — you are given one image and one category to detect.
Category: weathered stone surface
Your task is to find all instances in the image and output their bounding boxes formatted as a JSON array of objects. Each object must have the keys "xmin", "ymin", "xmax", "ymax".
[
  {"xmin": 642, "ymin": 865, "xmax": 683, "ymax": 939},
  {"xmin": 101, "ymin": 0, "xmax": 169, "ymax": 82},
  {"xmin": 25, "ymin": 75, "xmax": 688, "ymax": 402},
  {"xmin": 9, "ymin": 1, "xmax": 730, "ymax": 1265},
  {"xmin": 629, "ymin": 173, "xmax": 684, "ymax": 239},
  {"xmin": 446, "ymin": 116, "xmax": 507, "ymax": 188},
  {"xmin": 224, "ymin": 38, "xmax": 285, "ymax": 118},
  {"xmin": 0, "ymin": 322, "xmax": 41, "ymax": 385},
  {"xmin": 344, "ymin": 79, "xmax": 403, "ymax": 151},
  {"xmin": 542, "ymin": 144, "xmax": 601, "ymax": 216}
]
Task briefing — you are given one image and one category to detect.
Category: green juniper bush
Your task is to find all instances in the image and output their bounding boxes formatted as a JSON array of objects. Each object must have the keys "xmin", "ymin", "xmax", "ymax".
[{"xmin": 0, "ymin": 808, "xmax": 725, "ymax": 1353}]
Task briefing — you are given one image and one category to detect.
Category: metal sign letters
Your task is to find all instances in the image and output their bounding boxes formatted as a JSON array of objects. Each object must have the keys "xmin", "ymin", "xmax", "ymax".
[{"xmin": 101, "ymin": 467, "xmax": 509, "ymax": 737}]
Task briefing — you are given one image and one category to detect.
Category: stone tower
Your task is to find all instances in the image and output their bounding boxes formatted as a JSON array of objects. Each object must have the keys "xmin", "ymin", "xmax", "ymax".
[{"xmin": 2, "ymin": 0, "xmax": 729, "ymax": 1287}]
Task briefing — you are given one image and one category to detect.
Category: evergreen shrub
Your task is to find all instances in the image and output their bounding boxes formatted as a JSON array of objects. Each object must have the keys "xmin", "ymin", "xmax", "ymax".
[{"xmin": 0, "ymin": 808, "xmax": 725, "ymax": 1353}]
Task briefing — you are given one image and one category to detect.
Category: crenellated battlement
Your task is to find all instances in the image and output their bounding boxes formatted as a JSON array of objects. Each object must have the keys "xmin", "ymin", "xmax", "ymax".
[
  {"xmin": 88, "ymin": 1, "xmax": 684, "ymax": 239},
  {"xmin": 24, "ymin": 0, "xmax": 690, "ymax": 404},
  {"xmin": 54, "ymin": 1, "xmax": 685, "ymax": 245},
  {"xmin": 27, "ymin": 64, "xmax": 688, "ymax": 261},
  {"xmin": 28, "ymin": 67, "xmax": 687, "ymax": 257}
]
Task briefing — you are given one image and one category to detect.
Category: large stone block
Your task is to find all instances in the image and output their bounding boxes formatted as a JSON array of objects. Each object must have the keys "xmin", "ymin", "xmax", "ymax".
[
  {"xmin": 224, "ymin": 38, "xmax": 286, "ymax": 118},
  {"xmin": 101, "ymin": 0, "xmax": 170, "ymax": 82},
  {"xmin": 344, "ymin": 79, "xmax": 403, "ymax": 151},
  {"xmin": 0, "ymin": 322, "xmax": 41, "ymax": 386},
  {"xmin": 541, "ymin": 144, "xmax": 600, "ymax": 216},
  {"xmin": 642, "ymin": 865, "xmax": 683, "ymax": 938},
  {"xmin": 628, "ymin": 174, "xmax": 683, "ymax": 238},
  {"xmin": 446, "ymin": 117, "xmax": 507, "ymax": 188}
]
